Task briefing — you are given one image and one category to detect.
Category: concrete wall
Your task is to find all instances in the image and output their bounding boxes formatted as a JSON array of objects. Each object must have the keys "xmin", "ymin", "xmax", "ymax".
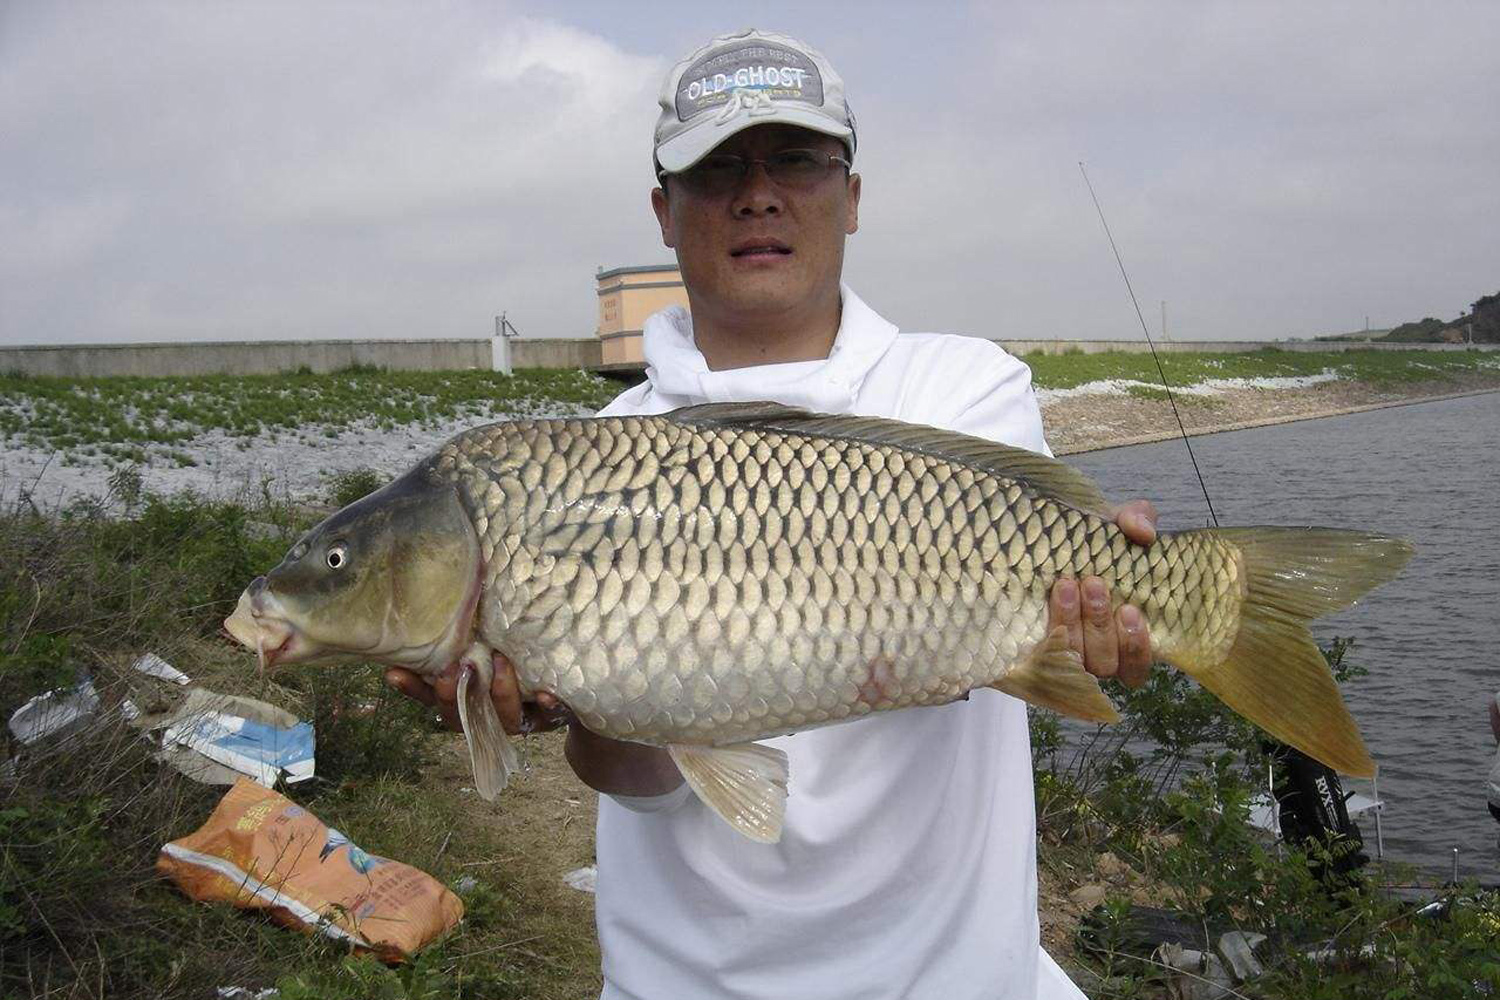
[
  {"xmin": 509, "ymin": 338, "xmax": 601, "ymax": 370},
  {"xmin": 1, "ymin": 339, "xmax": 494, "ymax": 378},
  {"xmin": 2, "ymin": 336, "xmax": 1489, "ymax": 379}
]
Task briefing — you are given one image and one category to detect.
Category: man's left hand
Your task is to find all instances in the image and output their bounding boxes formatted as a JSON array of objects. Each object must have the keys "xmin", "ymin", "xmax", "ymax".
[{"xmin": 1047, "ymin": 499, "xmax": 1157, "ymax": 688}]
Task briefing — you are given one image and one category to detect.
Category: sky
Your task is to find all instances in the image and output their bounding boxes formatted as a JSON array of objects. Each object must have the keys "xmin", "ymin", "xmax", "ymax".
[{"xmin": 1, "ymin": 1, "xmax": 1497, "ymax": 346}]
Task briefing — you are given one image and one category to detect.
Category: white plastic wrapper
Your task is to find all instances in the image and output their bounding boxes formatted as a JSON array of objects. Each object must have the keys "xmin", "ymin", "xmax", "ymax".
[
  {"xmin": 563, "ymin": 865, "xmax": 597, "ymax": 893},
  {"xmin": 7, "ymin": 678, "xmax": 100, "ymax": 744},
  {"xmin": 131, "ymin": 651, "xmax": 190, "ymax": 685}
]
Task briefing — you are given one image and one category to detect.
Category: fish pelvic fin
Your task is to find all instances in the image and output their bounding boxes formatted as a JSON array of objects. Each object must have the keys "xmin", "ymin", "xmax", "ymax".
[
  {"xmin": 668, "ymin": 742, "xmax": 789, "ymax": 844},
  {"xmin": 992, "ymin": 626, "xmax": 1120, "ymax": 723},
  {"xmin": 1163, "ymin": 527, "xmax": 1413, "ymax": 779},
  {"xmin": 456, "ymin": 645, "xmax": 520, "ymax": 801}
]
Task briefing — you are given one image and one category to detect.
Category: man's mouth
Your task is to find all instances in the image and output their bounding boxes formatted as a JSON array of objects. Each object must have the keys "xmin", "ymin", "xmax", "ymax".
[{"xmin": 730, "ymin": 240, "xmax": 793, "ymax": 259}]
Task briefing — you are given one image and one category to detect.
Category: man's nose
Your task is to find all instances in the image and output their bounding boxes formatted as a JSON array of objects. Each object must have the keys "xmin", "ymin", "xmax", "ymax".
[{"xmin": 732, "ymin": 162, "xmax": 783, "ymax": 215}]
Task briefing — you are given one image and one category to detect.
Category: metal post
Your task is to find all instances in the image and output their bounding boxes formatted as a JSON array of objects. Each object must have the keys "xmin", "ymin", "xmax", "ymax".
[
  {"xmin": 1372, "ymin": 768, "xmax": 1383, "ymax": 860},
  {"xmin": 492, "ymin": 312, "xmax": 519, "ymax": 375}
]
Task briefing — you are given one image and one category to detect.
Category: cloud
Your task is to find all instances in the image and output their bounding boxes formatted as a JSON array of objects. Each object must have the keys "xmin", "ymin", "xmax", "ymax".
[
  {"xmin": 1, "ymin": 3, "xmax": 1497, "ymax": 345},
  {"xmin": 0, "ymin": 4, "xmax": 667, "ymax": 342}
]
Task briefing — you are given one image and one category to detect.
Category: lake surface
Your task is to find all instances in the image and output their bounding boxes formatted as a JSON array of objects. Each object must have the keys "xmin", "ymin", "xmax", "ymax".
[{"xmin": 1067, "ymin": 391, "xmax": 1500, "ymax": 880}]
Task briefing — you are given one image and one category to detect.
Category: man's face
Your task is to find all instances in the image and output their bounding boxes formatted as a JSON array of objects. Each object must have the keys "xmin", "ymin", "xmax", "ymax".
[{"xmin": 651, "ymin": 124, "xmax": 860, "ymax": 324}]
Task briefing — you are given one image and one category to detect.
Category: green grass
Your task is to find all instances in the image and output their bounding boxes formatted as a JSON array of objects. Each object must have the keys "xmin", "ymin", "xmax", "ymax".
[
  {"xmin": 0, "ymin": 366, "xmax": 618, "ymax": 461},
  {"xmin": 1023, "ymin": 348, "xmax": 1500, "ymax": 391}
]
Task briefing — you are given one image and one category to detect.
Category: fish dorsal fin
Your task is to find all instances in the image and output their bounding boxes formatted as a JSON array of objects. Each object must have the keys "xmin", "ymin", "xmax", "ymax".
[{"xmin": 665, "ymin": 402, "xmax": 1110, "ymax": 515}]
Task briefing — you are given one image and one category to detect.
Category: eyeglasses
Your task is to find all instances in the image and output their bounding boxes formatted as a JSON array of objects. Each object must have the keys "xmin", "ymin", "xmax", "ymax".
[{"xmin": 660, "ymin": 148, "xmax": 852, "ymax": 197}]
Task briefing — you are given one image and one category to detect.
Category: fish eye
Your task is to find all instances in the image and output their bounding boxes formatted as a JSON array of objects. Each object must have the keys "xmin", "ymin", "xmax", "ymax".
[{"xmin": 326, "ymin": 543, "xmax": 349, "ymax": 570}]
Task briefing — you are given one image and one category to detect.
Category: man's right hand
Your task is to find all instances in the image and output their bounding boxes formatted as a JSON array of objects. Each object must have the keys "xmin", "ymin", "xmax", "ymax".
[
  {"xmin": 384, "ymin": 656, "xmax": 570, "ymax": 737},
  {"xmin": 383, "ymin": 654, "xmax": 685, "ymax": 798}
]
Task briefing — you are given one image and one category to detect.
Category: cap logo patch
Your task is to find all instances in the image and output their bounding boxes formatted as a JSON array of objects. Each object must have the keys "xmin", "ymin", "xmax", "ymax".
[{"xmin": 676, "ymin": 42, "xmax": 824, "ymax": 121}]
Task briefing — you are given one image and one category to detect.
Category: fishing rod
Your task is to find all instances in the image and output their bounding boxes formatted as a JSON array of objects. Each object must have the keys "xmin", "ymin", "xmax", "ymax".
[{"xmin": 1077, "ymin": 161, "xmax": 1220, "ymax": 527}]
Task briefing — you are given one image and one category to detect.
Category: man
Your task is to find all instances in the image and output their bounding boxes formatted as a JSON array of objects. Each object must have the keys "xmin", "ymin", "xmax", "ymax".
[{"xmin": 388, "ymin": 28, "xmax": 1157, "ymax": 999}]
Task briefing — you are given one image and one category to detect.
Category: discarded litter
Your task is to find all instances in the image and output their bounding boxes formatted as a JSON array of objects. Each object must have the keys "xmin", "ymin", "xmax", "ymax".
[
  {"xmin": 563, "ymin": 865, "xmax": 597, "ymax": 893},
  {"xmin": 155, "ymin": 688, "xmax": 314, "ymax": 787},
  {"xmin": 216, "ymin": 988, "xmax": 279, "ymax": 999},
  {"xmin": 131, "ymin": 651, "xmax": 191, "ymax": 685},
  {"xmin": 159, "ymin": 778, "xmax": 463, "ymax": 959},
  {"xmin": 7, "ymin": 677, "xmax": 100, "ymax": 744}
]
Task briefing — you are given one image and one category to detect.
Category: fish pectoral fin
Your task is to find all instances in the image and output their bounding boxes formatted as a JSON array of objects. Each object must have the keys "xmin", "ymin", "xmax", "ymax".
[
  {"xmin": 991, "ymin": 626, "xmax": 1120, "ymax": 723},
  {"xmin": 668, "ymin": 742, "xmax": 789, "ymax": 844},
  {"xmin": 456, "ymin": 648, "xmax": 520, "ymax": 802}
]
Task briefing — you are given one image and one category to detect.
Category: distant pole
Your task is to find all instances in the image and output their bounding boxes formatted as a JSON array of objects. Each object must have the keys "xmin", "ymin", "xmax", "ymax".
[
  {"xmin": 1160, "ymin": 300, "xmax": 1167, "ymax": 341},
  {"xmin": 493, "ymin": 312, "xmax": 521, "ymax": 375}
]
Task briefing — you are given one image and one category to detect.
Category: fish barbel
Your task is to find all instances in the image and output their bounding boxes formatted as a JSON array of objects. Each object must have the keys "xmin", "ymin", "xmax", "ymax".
[{"xmin": 224, "ymin": 402, "xmax": 1412, "ymax": 842}]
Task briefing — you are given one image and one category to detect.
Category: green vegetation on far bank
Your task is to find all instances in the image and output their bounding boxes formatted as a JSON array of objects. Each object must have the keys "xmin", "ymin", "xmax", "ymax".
[
  {"xmin": 1021, "ymin": 346, "xmax": 1500, "ymax": 391},
  {"xmin": 1377, "ymin": 290, "xmax": 1500, "ymax": 345},
  {"xmin": 0, "ymin": 366, "xmax": 617, "ymax": 465}
]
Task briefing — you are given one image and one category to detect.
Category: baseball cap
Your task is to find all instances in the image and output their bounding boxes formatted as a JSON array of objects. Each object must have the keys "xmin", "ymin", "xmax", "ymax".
[{"xmin": 653, "ymin": 29, "xmax": 856, "ymax": 175}]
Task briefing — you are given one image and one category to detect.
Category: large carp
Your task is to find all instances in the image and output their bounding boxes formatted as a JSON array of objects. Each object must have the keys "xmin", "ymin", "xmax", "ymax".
[{"xmin": 225, "ymin": 403, "xmax": 1412, "ymax": 842}]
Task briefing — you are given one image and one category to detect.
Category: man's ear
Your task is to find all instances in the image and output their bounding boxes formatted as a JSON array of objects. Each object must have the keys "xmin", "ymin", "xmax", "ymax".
[
  {"xmin": 844, "ymin": 173, "xmax": 861, "ymax": 235},
  {"xmin": 651, "ymin": 186, "xmax": 675, "ymax": 248}
]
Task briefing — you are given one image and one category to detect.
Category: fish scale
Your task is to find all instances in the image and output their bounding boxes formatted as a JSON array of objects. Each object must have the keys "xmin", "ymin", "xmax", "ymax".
[{"xmin": 434, "ymin": 414, "xmax": 1163, "ymax": 746}]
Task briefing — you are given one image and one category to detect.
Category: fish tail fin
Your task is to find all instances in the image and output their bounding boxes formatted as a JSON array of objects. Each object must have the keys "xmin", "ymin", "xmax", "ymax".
[{"xmin": 1161, "ymin": 527, "xmax": 1413, "ymax": 778}]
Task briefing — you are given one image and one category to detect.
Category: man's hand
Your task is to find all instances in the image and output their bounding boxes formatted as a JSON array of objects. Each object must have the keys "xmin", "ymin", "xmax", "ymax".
[
  {"xmin": 1047, "ymin": 500, "xmax": 1158, "ymax": 688},
  {"xmin": 383, "ymin": 655, "xmax": 570, "ymax": 736}
]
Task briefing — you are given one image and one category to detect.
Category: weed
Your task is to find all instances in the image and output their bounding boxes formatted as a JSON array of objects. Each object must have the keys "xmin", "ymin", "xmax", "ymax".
[
  {"xmin": 326, "ymin": 467, "xmax": 386, "ymax": 509},
  {"xmin": 1043, "ymin": 639, "xmax": 1500, "ymax": 997}
]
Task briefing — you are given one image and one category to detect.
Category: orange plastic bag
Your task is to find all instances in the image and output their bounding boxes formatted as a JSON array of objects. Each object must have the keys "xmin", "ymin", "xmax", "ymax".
[{"xmin": 158, "ymin": 778, "xmax": 462, "ymax": 959}]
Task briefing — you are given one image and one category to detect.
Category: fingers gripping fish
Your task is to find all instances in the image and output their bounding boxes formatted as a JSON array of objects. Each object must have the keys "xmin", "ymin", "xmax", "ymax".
[{"xmin": 224, "ymin": 403, "xmax": 1413, "ymax": 843}]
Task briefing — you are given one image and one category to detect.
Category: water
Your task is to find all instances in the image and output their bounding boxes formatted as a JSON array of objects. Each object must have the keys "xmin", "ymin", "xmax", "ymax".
[{"xmin": 1067, "ymin": 391, "xmax": 1500, "ymax": 880}]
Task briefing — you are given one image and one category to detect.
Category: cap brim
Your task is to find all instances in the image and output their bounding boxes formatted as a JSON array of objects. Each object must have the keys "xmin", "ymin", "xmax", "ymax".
[{"xmin": 656, "ymin": 106, "xmax": 854, "ymax": 174}]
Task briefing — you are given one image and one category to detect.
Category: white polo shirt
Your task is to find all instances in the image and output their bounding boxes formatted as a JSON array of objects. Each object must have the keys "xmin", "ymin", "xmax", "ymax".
[{"xmin": 592, "ymin": 286, "xmax": 1084, "ymax": 1000}]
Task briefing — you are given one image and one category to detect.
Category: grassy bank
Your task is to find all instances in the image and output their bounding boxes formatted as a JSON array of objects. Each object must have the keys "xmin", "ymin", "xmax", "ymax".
[
  {"xmin": 0, "ymin": 487, "xmax": 602, "ymax": 999},
  {"xmin": 1021, "ymin": 346, "xmax": 1500, "ymax": 390},
  {"xmin": 3, "ymin": 351, "xmax": 1497, "ymax": 463},
  {"xmin": 0, "ymin": 367, "xmax": 617, "ymax": 466}
]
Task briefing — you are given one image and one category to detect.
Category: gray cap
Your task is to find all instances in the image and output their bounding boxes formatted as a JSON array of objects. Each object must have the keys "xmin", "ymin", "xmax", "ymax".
[{"xmin": 653, "ymin": 29, "xmax": 856, "ymax": 175}]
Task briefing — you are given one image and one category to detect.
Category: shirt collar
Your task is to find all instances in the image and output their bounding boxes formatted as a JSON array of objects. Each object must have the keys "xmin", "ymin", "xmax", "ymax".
[{"xmin": 639, "ymin": 284, "xmax": 899, "ymax": 411}]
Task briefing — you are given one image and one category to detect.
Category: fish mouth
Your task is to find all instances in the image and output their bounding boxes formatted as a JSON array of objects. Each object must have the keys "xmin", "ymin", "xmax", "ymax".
[{"xmin": 223, "ymin": 587, "xmax": 307, "ymax": 671}]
